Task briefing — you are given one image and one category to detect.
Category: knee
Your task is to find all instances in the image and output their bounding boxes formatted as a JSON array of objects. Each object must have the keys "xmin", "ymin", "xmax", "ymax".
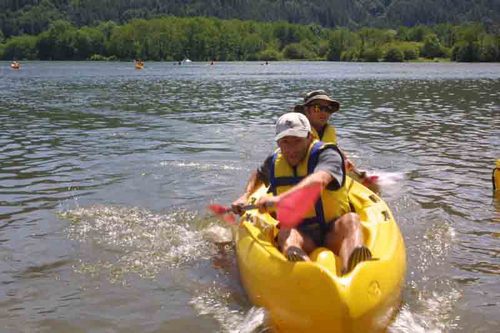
[{"xmin": 336, "ymin": 213, "xmax": 361, "ymax": 234}]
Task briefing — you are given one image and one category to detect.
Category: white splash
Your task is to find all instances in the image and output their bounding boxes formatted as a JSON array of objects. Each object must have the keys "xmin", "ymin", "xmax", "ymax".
[
  {"xmin": 389, "ymin": 287, "xmax": 461, "ymax": 333},
  {"xmin": 59, "ymin": 205, "xmax": 216, "ymax": 281},
  {"xmin": 160, "ymin": 160, "xmax": 243, "ymax": 171},
  {"xmin": 190, "ymin": 286, "xmax": 268, "ymax": 333},
  {"xmin": 371, "ymin": 171, "xmax": 405, "ymax": 186}
]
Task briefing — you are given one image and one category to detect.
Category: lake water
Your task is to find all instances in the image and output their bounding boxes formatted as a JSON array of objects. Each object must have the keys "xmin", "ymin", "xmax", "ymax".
[{"xmin": 0, "ymin": 61, "xmax": 499, "ymax": 332}]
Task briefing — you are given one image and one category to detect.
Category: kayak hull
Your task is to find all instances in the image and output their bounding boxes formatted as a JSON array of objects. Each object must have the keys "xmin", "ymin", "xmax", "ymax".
[{"xmin": 235, "ymin": 179, "xmax": 406, "ymax": 332}]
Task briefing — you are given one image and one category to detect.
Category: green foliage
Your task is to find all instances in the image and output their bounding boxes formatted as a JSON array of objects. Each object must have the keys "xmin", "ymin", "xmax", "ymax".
[
  {"xmin": 96, "ymin": 21, "xmax": 117, "ymax": 41},
  {"xmin": 282, "ymin": 42, "xmax": 314, "ymax": 59},
  {"xmin": 89, "ymin": 54, "xmax": 117, "ymax": 61},
  {"xmin": 257, "ymin": 48, "xmax": 282, "ymax": 61},
  {"xmin": 454, "ymin": 23, "xmax": 486, "ymax": 44},
  {"xmin": 451, "ymin": 41, "xmax": 480, "ymax": 62},
  {"xmin": 359, "ymin": 28, "xmax": 395, "ymax": 48},
  {"xmin": 340, "ymin": 48, "xmax": 360, "ymax": 61},
  {"xmin": 398, "ymin": 42, "xmax": 420, "ymax": 60},
  {"xmin": 479, "ymin": 35, "xmax": 499, "ymax": 62},
  {"xmin": 241, "ymin": 33, "xmax": 266, "ymax": 60},
  {"xmin": 361, "ymin": 48, "xmax": 382, "ymax": 62},
  {"xmin": 383, "ymin": 47, "xmax": 404, "ymax": 62},
  {"xmin": 326, "ymin": 28, "xmax": 359, "ymax": 61},
  {"xmin": 37, "ymin": 20, "xmax": 77, "ymax": 59},
  {"xmin": 421, "ymin": 33, "xmax": 445, "ymax": 58},
  {"xmin": 317, "ymin": 40, "xmax": 330, "ymax": 58},
  {"xmin": 404, "ymin": 25, "xmax": 433, "ymax": 42},
  {"xmin": 433, "ymin": 23, "xmax": 455, "ymax": 48},
  {"xmin": 402, "ymin": 48, "xmax": 418, "ymax": 60},
  {"xmin": 35, "ymin": 19, "xmax": 105, "ymax": 60},
  {"xmin": 17, "ymin": 0, "xmax": 65, "ymax": 35},
  {"xmin": 2, "ymin": 0, "xmax": 500, "ymax": 39},
  {"xmin": 0, "ymin": 14, "xmax": 498, "ymax": 63},
  {"xmin": 1, "ymin": 34, "xmax": 38, "ymax": 59}
]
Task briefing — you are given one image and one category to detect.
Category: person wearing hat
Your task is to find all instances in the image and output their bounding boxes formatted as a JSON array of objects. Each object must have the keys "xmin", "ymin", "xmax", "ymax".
[
  {"xmin": 295, "ymin": 90, "xmax": 379, "ymax": 189},
  {"xmin": 294, "ymin": 90, "xmax": 340, "ymax": 144},
  {"xmin": 231, "ymin": 112, "xmax": 371, "ymax": 274}
]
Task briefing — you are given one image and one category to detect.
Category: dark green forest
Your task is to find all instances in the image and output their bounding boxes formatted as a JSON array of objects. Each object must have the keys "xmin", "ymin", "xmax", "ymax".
[
  {"xmin": 2, "ymin": 0, "xmax": 499, "ymax": 38},
  {"xmin": 1, "ymin": 0, "xmax": 499, "ymax": 62}
]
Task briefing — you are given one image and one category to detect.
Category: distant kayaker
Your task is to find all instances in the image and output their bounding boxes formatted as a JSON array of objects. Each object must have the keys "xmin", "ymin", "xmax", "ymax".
[
  {"xmin": 10, "ymin": 60, "xmax": 20, "ymax": 70},
  {"xmin": 231, "ymin": 112, "xmax": 372, "ymax": 274}
]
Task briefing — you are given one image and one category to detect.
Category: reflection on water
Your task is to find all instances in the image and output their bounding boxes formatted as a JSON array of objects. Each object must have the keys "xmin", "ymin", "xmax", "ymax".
[{"xmin": 0, "ymin": 61, "xmax": 499, "ymax": 332}]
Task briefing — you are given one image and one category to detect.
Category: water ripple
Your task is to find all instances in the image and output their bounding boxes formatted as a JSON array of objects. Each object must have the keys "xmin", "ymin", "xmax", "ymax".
[{"xmin": 1, "ymin": 62, "xmax": 499, "ymax": 332}]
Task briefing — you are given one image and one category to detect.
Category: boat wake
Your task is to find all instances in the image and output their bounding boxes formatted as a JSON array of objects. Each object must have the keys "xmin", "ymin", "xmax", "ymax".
[
  {"xmin": 59, "ymin": 204, "xmax": 261, "ymax": 330},
  {"xmin": 160, "ymin": 160, "xmax": 245, "ymax": 171},
  {"xmin": 389, "ymin": 210, "xmax": 461, "ymax": 332},
  {"xmin": 372, "ymin": 170, "xmax": 405, "ymax": 186},
  {"xmin": 191, "ymin": 287, "xmax": 268, "ymax": 333},
  {"xmin": 59, "ymin": 205, "xmax": 217, "ymax": 281},
  {"xmin": 389, "ymin": 286, "xmax": 461, "ymax": 333}
]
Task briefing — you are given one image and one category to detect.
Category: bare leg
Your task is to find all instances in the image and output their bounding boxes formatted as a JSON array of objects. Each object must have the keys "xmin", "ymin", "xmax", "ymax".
[
  {"xmin": 277, "ymin": 227, "xmax": 316, "ymax": 261},
  {"xmin": 324, "ymin": 213, "xmax": 364, "ymax": 272}
]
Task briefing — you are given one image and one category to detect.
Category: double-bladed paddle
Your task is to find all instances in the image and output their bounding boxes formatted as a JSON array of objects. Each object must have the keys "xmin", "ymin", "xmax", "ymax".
[{"xmin": 208, "ymin": 183, "xmax": 323, "ymax": 228}]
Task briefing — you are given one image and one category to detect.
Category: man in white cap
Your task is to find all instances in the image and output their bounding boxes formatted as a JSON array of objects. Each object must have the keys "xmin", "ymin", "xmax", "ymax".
[{"xmin": 231, "ymin": 112, "xmax": 371, "ymax": 274}]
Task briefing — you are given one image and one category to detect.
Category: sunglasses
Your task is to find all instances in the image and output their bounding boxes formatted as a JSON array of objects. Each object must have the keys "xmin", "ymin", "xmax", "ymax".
[{"xmin": 309, "ymin": 104, "xmax": 334, "ymax": 114}]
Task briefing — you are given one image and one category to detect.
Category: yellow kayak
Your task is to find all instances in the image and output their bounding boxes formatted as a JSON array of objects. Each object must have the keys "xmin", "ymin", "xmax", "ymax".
[{"xmin": 235, "ymin": 178, "xmax": 406, "ymax": 332}]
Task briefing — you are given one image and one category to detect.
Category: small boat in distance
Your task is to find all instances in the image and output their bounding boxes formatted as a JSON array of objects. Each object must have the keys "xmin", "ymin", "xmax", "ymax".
[
  {"xmin": 182, "ymin": 58, "xmax": 192, "ymax": 64},
  {"xmin": 134, "ymin": 59, "xmax": 144, "ymax": 70},
  {"xmin": 10, "ymin": 61, "xmax": 20, "ymax": 70}
]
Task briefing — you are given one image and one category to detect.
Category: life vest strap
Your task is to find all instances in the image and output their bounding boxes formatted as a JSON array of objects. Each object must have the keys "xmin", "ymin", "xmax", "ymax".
[{"xmin": 272, "ymin": 176, "xmax": 303, "ymax": 187}]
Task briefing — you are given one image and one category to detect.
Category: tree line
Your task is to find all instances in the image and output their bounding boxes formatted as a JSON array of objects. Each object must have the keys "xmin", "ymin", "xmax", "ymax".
[
  {"xmin": 1, "ymin": 16, "xmax": 499, "ymax": 62},
  {"xmin": 1, "ymin": 0, "xmax": 499, "ymax": 40}
]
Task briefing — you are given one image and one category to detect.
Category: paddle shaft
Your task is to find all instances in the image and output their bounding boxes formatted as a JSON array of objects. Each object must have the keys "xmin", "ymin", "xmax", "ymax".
[
  {"xmin": 350, "ymin": 166, "xmax": 367, "ymax": 179},
  {"xmin": 238, "ymin": 204, "xmax": 258, "ymax": 211},
  {"xmin": 234, "ymin": 202, "xmax": 274, "ymax": 213}
]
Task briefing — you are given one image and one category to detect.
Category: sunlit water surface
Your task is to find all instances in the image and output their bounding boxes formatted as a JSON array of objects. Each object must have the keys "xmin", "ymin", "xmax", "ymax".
[{"xmin": 0, "ymin": 61, "xmax": 499, "ymax": 332}]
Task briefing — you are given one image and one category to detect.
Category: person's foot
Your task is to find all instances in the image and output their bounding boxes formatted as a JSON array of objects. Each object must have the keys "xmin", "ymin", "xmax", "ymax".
[
  {"xmin": 343, "ymin": 246, "xmax": 372, "ymax": 274},
  {"xmin": 286, "ymin": 246, "xmax": 310, "ymax": 262}
]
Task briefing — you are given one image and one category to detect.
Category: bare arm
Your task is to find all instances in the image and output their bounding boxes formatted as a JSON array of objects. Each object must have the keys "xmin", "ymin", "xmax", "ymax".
[{"xmin": 231, "ymin": 170, "xmax": 264, "ymax": 214}]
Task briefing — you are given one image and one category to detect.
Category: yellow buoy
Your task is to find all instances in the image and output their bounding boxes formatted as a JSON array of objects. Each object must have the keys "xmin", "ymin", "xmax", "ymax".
[{"xmin": 494, "ymin": 159, "xmax": 500, "ymax": 191}]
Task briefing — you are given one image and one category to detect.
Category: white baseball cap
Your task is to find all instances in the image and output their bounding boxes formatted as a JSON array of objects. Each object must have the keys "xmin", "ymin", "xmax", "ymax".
[{"xmin": 275, "ymin": 112, "xmax": 311, "ymax": 141}]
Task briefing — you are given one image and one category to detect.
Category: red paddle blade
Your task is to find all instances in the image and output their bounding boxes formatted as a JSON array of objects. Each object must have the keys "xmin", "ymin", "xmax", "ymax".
[
  {"xmin": 362, "ymin": 175, "xmax": 379, "ymax": 186},
  {"xmin": 208, "ymin": 204, "xmax": 237, "ymax": 225},
  {"xmin": 277, "ymin": 183, "xmax": 322, "ymax": 228},
  {"xmin": 222, "ymin": 214, "xmax": 237, "ymax": 225},
  {"xmin": 208, "ymin": 204, "xmax": 230, "ymax": 215}
]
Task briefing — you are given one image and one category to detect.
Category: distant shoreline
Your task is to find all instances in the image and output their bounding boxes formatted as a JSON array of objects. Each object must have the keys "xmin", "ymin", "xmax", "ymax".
[
  {"xmin": 1, "ymin": 17, "xmax": 498, "ymax": 64},
  {"xmin": 6, "ymin": 58, "xmax": 491, "ymax": 63}
]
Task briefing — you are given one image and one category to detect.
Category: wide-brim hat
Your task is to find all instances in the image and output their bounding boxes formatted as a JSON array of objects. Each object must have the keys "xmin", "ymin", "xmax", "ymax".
[{"xmin": 294, "ymin": 90, "xmax": 340, "ymax": 114}]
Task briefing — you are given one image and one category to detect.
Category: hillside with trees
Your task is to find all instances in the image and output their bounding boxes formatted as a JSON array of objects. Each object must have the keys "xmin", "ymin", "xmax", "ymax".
[
  {"xmin": 0, "ymin": 1, "xmax": 499, "ymax": 62},
  {"xmin": 1, "ymin": 0, "xmax": 499, "ymax": 38},
  {"xmin": 1, "ymin": 16, "xmax": 498, "ymax": 62}
]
